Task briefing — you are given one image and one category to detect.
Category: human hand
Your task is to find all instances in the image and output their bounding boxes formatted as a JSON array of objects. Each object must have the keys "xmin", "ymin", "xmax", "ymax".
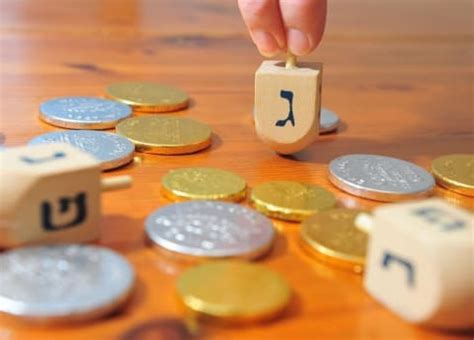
[{"xmin": 238, "ymin": 0, "xmax": 327, "ymax": 57}]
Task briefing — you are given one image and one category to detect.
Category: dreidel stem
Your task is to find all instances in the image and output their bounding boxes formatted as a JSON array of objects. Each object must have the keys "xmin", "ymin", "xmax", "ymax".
[
  {"xmin": 101, "ymin": 175, "xmax": 132, "ymax": 192},
  {"xmin": 355, "ymin": 212, "xmax": 374, "ymax": 234},
  {"xmin": 285, "ymin": 52, "xmax": 297, "ymax": 69}
]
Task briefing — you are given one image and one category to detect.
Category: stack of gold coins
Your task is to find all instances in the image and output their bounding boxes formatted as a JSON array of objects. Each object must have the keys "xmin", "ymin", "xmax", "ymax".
[
  {"xmin": 176, "ymin": 261, "xmax": 291, "ymax": 324},
  {"xmin": 106, "ymin": 82, "xmax": 189, "ymax": 113},
  {"xmin": 300, "ymin": 208, "xmax": 369, "ymax": 273},
  {"xmin": 161, "ymin": 167, "xmax": 247, "ymax": 202},
  {"xmin": 250, "ymin": 181, "xmax": 336, "ymax": 222},
  {"xmin": 116, "ymin": 116, "xmax": 212, "ymax": 155},
  {"xmin": 431, "ymin": 154, "xmax": 474, "ymax": 197}
]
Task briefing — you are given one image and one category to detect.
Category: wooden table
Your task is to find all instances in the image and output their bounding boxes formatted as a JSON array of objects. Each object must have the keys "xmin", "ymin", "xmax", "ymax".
[{"xmin": 0, "ymin": 0, "xmax": 472, "ymax": 338}]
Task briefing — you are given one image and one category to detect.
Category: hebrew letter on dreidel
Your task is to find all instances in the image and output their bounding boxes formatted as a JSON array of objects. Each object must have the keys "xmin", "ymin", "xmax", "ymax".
[
  {"xmin": 41, "ymin": 192, "xmax": 87, "ymax": 231},
  {"xmin": 413, "ymin": 207, "xmax": 465, "ymax": 231},
  {"xmin": 275, "ymin": 90, "xmax": 295, "ymax": 127},
  {"xmin": 21, "ymin": 152, "xmax": 66, "ymax": 165},
  {"xmin": 382, "ymin": 252, "xmax": 415, "ymax": 287}
]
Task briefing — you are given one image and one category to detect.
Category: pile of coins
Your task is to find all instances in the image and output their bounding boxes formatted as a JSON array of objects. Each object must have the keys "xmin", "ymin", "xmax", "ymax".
[
  {"xmin": 140, "ymin": 149, "xmax": 472, "ymax": 322},
  {"xmin": 30, "ymin": 82, "xmax": 211, "ymax": 171},
  {"xmin": 1, "ymin": 79, "xmax": 472, "ymax": 328}
]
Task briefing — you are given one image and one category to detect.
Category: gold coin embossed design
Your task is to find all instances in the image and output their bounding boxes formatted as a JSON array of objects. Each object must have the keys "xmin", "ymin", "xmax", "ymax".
[
  {"xmin": 106, "ymin": 82, "xmax": 189, "ymax": 112},
  {"xmin": 301, "ymin": 209, "xmax": 368, "ymax": 273},
  {"xmin": 177, "ymin": 261, "xmax": 291, "ymax": 324},
  {"xmin": 250, "ymin": 181, "xmax": 337, "ymax": 222},
  {"xmin": 162, "ymin": 167, "xmax": 247, "ymax": 202},
  {"xmin": 116, "ymin": 116, "xmax": 212, "ymax": 155},
  {"xmin": 431, "ymin": 154, "xmax": 474, "ymax": 197}
]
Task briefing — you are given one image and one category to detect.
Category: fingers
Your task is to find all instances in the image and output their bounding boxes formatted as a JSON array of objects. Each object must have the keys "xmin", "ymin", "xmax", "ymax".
[
  {"xmin": 238, "ymin": 0, "xmax": 328, "ymax": 57},
  {"xmin": 279, "ymin": 0, "xmax": 327, "ymax": 56},
  {"xmin": 238, "ymin": 0, "xmax": 286, "ymax": 57}
]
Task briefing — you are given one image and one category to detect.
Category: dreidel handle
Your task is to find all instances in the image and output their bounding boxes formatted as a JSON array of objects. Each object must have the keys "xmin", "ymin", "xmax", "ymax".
[
  {"xmin": 101, "ymin": 175, "xmax": 132, "ymax": 192},
  {"xmin": 355, "ymin": 212, "xmax": 374, "ymax": 234},
  {"xmin": 285, "ymin": 52, "xmax": 297, "ymax": 69}
]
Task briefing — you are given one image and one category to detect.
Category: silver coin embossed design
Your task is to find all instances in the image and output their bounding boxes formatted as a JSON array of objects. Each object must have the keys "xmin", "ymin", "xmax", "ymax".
[
  {"xmin": 145, "ymin": 201, "xmax": 275, "ymax": 259},
  {"xmin": 329, "ymin": 154, "xmax": 435, "ymax": 202},
  {"xmin": 39, "ymin": 97, "xmax": 132, "ymax": 129},
  {"xmin": 0, "ymin": 245, "xmax": 135, "ymax": 323},
  {"xmin": 320, "ymin": 108, "xmax": 340, "ymax": 134},
  {"xmin": 29, "ymin": 130, "xmax": 135, "ymax": 170}
]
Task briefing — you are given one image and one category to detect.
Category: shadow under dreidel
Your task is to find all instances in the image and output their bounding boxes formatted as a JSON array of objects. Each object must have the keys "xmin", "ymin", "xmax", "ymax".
[{"xmin": 290, "ymin": 134, "xmax": 474, "ymax": 166}]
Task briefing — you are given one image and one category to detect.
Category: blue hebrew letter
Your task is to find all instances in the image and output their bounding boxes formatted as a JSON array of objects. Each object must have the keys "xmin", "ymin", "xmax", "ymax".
[
  {"xmin": 21, "ymin": 152, "xmax": 66, "ymax": 164},
  {"xmin": 413, "ymin": 207, "xmax": 465, "ymax": 231},
  {"xmin": 41, "ymin": 192, "xmax": 87, "ymax": 231},
  {"xmin": 382, "ymin": 252, "xmax": 415, "ymax": 287},
  {"xmin": 275, "ymin": 90, "xmax": 295, "ymax": 127}
]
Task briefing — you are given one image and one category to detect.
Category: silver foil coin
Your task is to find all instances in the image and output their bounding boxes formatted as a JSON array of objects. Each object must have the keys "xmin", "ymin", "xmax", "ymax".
[
  {"xmin": 0, "ymin": 244, "xmax": 135, "ymax": 323},
  {"xmin": 329, "ymin": 154, "xmax": 435, "ymax": 201},
  {"xmin": 320, "ymin": 108, "xmax": 340, "ymax": 134},
  {"xmin": 39, "ymin": 96, "xmax": 132, "ymax": 129},
  {"xmin": 145, "ymin": 201, "xmax": 275, "ymax": 259},
  {"xmin": 29, "ymin": 130, "xmax": 135, "ymax": 170}
]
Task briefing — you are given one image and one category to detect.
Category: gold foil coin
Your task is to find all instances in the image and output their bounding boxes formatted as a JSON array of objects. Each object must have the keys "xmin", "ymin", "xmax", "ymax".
[
  {"xmin": 301, "ymin": 209, "xmax": 368, "ymax": 273},
  {"xmin": 176, "ymin": 261, "xmax": 291, "ymax": 324},
  {"xmin": 106, "ymin": 82, "xmax": 189, "ymax": 113},
  {"xmin": 116, "ymin": 116, "xmax": 212, "ymax": 155},
  {"xmin": 162, "ymin": 167, "xmax": 247, "ymax": 202},
  {"xmin": 431, "ymin": 154, "xmax": 474, "ymax": 197},
  {"xmin": 250, "ymin": 181, "xmax": 337, "ymax": 222}
]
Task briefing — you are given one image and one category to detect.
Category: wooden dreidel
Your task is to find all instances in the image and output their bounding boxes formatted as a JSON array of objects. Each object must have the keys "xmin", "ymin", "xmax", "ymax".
[
  {"xmin": 255, "ymin": 53, "xmax": 322, "ymax": 154},
  {"xmin": 0, "ymin": 143, "xmax": 132, "ymax": 248},
  {"xmin": 363, "ymin": 198, "xmax": 474, "ymax": 329}
]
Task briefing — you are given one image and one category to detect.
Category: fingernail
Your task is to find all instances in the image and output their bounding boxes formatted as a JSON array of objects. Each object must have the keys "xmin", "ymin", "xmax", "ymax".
[
  {"xmin": 287, "ymin": 28, "xmax": 311, "ymax": 56},
  {"xmin": 251, "ymin": 30, "xmax": 280, "ymax": 57}
]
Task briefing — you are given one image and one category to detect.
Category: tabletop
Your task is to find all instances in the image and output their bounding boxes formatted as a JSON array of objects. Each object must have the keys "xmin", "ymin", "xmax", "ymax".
[{"xmin": 0, "ymin": 0, "xmax": 473, "ymax": 339}]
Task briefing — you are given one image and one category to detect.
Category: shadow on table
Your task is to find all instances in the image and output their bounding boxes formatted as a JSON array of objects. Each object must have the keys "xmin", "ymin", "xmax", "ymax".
[{"xmin": 284, "ymin": 133, "xmax": 473, "ymax": 165}]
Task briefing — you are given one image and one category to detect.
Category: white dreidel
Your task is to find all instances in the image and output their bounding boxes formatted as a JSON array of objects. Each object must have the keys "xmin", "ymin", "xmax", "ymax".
[
  {"xmin": 362, "ymin": 198, "xmax": 474, "ymax": 329},
  {"xmin": 254, "ymin": 53, "xmax": 322, "ymax": 154},
  {"xmin": 0, "ymin": 143, "xmax": 132, "ymax": 248}
]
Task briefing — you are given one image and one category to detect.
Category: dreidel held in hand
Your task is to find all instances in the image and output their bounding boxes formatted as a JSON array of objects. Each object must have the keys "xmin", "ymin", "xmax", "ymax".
[
  {"xmin": 0, "ymin": 143, "xmax": 132, "ymax": 248},
  {"xmin": 254, "ymin": 53, "xmax": 322, "ymax": 154}
]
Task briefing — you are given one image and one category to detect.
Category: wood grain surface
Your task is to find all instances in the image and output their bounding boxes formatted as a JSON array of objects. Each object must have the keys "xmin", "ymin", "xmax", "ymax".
[{"xmin": 0, "ymin": 0, "xmax": 473, "ymax": 339}]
